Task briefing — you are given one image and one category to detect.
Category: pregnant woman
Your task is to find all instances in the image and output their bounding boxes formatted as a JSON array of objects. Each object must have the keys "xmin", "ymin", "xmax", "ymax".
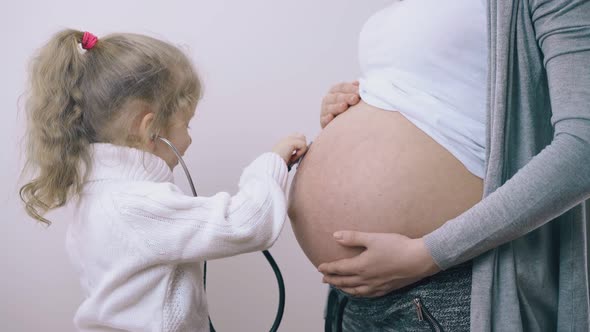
[
  {"xmin": 290, "ymin": 1, "xmax": 486, "ymax": 330},
  {"xmin": 289, "ymin": 0, "xmax": 590, "ymax": 331}
]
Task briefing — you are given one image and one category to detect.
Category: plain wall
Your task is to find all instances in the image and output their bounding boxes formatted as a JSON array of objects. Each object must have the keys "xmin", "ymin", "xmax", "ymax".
[{"xmin": 0, "ymin": 0, "xmax": 392, "ymax": 331}]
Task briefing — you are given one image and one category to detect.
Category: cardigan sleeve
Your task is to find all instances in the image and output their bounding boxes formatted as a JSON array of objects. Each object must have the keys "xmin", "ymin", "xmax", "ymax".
[
  {"xmin": 424, "ymin": 0, "xmax": 590, "ymax": 269},
  {"xmin": 112, "ymin": 152, "xmax": 289, "ymax": 263}
]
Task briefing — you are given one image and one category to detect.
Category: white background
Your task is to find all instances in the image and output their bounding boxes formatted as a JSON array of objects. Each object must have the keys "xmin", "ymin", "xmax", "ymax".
[{"xmin": 0, "ymin": 0, "xmax": 392, "ymax": 331}]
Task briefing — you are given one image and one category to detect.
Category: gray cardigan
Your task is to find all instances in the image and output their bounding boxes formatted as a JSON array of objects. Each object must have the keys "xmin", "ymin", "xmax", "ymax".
[{"xmin": 423, "ymin": 0, "xmax": 590, "ymax": 330}]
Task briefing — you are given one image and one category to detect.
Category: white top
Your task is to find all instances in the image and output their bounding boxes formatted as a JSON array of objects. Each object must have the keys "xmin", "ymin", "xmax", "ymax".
[
  {"xmin": 358, "ymin": 0, "xmax": 488, "ymax": 178},
  {"xmin": 66, "ymin": 143, "xmax": 288, "ymax": 331}
]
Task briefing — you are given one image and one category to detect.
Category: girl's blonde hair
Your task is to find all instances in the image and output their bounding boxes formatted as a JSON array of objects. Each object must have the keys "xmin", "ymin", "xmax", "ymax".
[{"xmin": 20, "ymin": 29, "xmax": 202, "ymax": 225}]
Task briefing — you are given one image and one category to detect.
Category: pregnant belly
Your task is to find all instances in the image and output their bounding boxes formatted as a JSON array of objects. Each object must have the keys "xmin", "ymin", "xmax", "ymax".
[{"xmin": 288, "ymin": 101, "xmax": 483, "ymax": 268}]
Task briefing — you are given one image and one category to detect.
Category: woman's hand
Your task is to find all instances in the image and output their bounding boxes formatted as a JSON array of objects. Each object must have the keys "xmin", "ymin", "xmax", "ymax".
[
  {"xmin": 320, "ymin": 81, "xmax": 360, "ymax": 128},
  {"xmin": 318, "ymin": 231, "xmax": 441, "ymax": 297},
  {"xmin": 272, "ymin": 133, "xmax": 308, "ymax": 166}
]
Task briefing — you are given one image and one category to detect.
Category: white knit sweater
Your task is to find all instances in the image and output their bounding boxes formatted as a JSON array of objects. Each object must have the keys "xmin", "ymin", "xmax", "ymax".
[{"xmin": 66, "ymin": 143, "xmax": 289, "ymax": 331}]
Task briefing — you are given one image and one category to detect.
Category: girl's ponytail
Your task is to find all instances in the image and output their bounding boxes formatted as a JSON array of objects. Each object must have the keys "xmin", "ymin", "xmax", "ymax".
[{"xmin": 20, "ymin": 30, "xmax": 91, "ymax": 225}]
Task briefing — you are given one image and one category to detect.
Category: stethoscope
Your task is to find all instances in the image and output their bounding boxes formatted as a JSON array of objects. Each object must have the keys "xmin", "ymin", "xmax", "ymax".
[{"xmin": 156, "ymin": 135, "xmax": 301, "ymax": 332}]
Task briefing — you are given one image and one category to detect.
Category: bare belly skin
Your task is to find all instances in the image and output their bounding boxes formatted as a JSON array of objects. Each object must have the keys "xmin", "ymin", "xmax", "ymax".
[{"xmin": 288, "ymin": 101, "xmax": 483, "ymax": 268}]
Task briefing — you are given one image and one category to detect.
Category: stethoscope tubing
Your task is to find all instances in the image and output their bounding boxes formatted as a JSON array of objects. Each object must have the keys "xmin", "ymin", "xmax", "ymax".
[{"xmin": 156, "ymin": 136, "xmax": 286, "ymax": 332}]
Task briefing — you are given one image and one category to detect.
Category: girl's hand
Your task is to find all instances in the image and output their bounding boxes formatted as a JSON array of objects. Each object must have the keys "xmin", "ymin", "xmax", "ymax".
[
  {"xmin": 320, "ymin": 81, "xmax": 360, "ymax": 129},
  {"xmin": 272, "ymin": 133, "xmax": 308, "ymax": 166},
  {"xmin": 318, "ymin": 231, "xmax": 441, "ymax": 297}
]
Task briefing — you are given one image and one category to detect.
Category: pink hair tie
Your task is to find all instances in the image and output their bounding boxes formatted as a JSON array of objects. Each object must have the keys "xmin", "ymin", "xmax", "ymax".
[{"xmin": 81, "ymin": 31, "xmax": 98, "ymax": 50}]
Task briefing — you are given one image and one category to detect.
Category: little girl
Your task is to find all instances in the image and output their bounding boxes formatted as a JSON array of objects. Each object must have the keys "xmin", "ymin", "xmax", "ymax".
[{"xmin": 20, "ymin": 30, "xmax": 307, "ymax": 331}]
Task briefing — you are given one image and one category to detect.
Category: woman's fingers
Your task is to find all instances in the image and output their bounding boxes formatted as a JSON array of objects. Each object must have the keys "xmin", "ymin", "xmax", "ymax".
[
  {"xmin": 320, "ymin": 96, "xmax": 358, "ymax": 128},
  {"xmin": 339, "ymin": 285, "xmax": 374, "ymax": 297},
  {"xmin": 320, "ymin": 113, "xmax": 334, "ymax": 128},
  {"xmin": 329, "ymin": 81, "xmax": 360, "ymax": 94},
  {"xmin": 348, "ymin": 94, "xmax": 360, "ymax": 105},
  {"xmin": 333, "ymin": 231, "xmax": 373, "ymax": 247},
  {"xmin": 318, "ymin": 256, "xmax": 364, "ymax": 276},
  {"xmin": 340, "ymin": 286, "xmax": 389, "ymax": 298},
  {"xmin": 328, "ymin": 103, "xmax": 349, "ymax": 116},
  {"xmin": 320, "ymin": 81, "xmax": 361, "ymax": 128},
  {"xmin": 322, "ymin": 274, "xmax": 365, "ymax": 288},
  {"xmin": 322, "ymin": 93, "xmax": 359, "ymax": 110}
]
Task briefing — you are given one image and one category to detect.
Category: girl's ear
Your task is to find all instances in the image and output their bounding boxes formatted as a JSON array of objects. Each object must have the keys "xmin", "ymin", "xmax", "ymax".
[{"xmin": 138, "ymin": 112, "xmax": 156, "ymax": 150}]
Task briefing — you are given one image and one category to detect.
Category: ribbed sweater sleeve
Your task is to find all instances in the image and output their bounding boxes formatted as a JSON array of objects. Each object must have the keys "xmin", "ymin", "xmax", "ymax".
[{"xmin": 112, "ymin": 152, "xmax": 289, "ymax": 263}]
